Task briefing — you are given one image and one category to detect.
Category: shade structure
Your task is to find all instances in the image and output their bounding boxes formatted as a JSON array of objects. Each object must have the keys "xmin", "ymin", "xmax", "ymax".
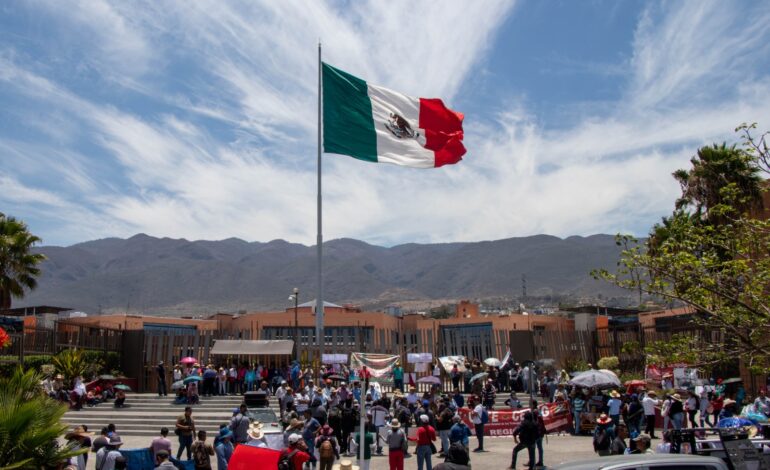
[
  {"xmin": 210, "ymin": 339, "xmax": 294, "ymax": 356},
  {"xmin": 114, "ymin": 384, "xmax": 132, "ymax": 391},
  {"xmin": 180, "ymin": 357, "xmax": 197, "ymax": 364},
  {"xmin": 568, "ymin": 369, "xmax": 621, "ymax": 389}
]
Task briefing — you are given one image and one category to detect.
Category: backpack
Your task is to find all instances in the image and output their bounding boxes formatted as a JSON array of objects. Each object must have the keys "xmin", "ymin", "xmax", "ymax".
[
  {"xmin": 593, "ymin": 428, "xmax": 611, "ymax": 451},
  {"xmin": 278, "ymin": 449, "xmax": 299, "ymax": 470},
  {"xmin": 398, "ymin": 407, "xmax": 411, "ymax": 426},
  {"xmin": 480, "ymin": 407, "xmax": 489, "ymax": 424},
  {"xmin": 319, "ymin": 439, "xmax": 334, "ymax": 460}
]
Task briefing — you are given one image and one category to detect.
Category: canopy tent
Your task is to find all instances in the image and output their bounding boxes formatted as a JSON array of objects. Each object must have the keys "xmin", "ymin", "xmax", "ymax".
[{"xmin": 209, "ymin": 339, "xmax": 294, "ymax": 355}]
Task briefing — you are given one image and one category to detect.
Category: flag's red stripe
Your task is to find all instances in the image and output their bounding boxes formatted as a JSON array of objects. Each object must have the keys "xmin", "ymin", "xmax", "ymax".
[{"xmin": 418, "ymin": 98, "xmax": 466, "ymax": 167}]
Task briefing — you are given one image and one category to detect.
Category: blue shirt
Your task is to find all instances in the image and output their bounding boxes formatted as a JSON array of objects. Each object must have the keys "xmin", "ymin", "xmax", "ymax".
[
  {"xmin": 215, "ymin": 441, "xmax": 233, "ymax": 470},
  {"xmin": 449, "ymin": 422, "xmax": 470, "ymax": 446},
  {"xmin": 302, "ymin": 417, "xmax": 320, "ymax": 441}
]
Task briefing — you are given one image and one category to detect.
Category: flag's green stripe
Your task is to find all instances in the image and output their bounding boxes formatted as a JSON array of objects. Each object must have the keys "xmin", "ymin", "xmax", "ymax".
[{"xmin": 322, "ymin": 63, "xmax": 377, "ymax": 163}]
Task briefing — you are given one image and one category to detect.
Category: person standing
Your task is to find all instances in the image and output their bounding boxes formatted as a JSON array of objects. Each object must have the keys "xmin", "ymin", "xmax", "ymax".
[
  {"xmin": 754, "ymin": 388, "xmax": 770, "ymax": 417},
  {"xmin": 229, "ymin": 404, "xmax": 251, "ymax": 446},
  {"xmin": 302, "ymin": 409, "xmax": 321, "ymax": 469},
  {"xmin": 642, "ymin": 391, "xmax": 660, "ymax": 437},
  {"xmin": 214, "ymin": 428, "xmax": 234, "ymax": 470},
  {"xmin": 448, "ymin": 415, "xmax": 471, "ymax": 452},
  {"xmin": 610, "ymin": 423, "xmax": 628, "ymax": 455},
  {"xmin": 437, "ymin": 402, "xmax": 454, "ymax": 456},
  {"xmin": 150, "ymin": 427, "xmax": 172, "ymax": 464},
  {"xmin": 571, "ymin": 391, "xmax": 585, "ymax": 435},
  {"xmin": 386, "ymin": 418, "xmax": 407, "ymax": 470},
  {"xmin": 157, "ymin": 361, "xmax": 168, "ymax": 397},
  {"xmin": 592, "ymin": 413, "xmax": 615, "ymax": 457},
  {"xmin": 353, "ymin": 427, "xmax": 375, "ymax": 470},
  {"xmin": 685, "ymin": 391, "xmax": 699, "ymax": 428},
  {"xmin": 510, "ymin": 411, "xmax": 539, "ymax": 470},
  {"xmin": 191, "ymin": 430, "xmax": 215, "ymax": 470},
  {"xmin": 176, "ymin": 406, "xmax": 195, "ymax": 460},
  {"xmin": 470, "ymin": 401, "xmax": 486, "ymax": 452},
  {"xmin": 393, "ymin": 363, "xmax": 404, "ymax": 393},
  {"xmin": 668, "ymin": 394, "xmax": 684, "ymax": 431},
  {"xmin": 531, "ymin": 400, "xmax": 546, "ymax": 467},
  {"xmin": 607, "ymin": 391, "xmax": 622, "ymax": 427},
  {"xmin": 95, "ymin": 435, "xmax": 124, "ymax": 470},
  {"xmin": 314, "ymin": 425, "xmax": 340, "ymax": 470},
  {"xmin": 154, "ymin": 450, "xmax": 176, "ymax": 470},
  {"xmin": 407, "ymin": 415, "xmax": 435, "ymax": 470},
  {"xmin": 281, "ymin": 434, "xmax": 311, "ymax": 470}
]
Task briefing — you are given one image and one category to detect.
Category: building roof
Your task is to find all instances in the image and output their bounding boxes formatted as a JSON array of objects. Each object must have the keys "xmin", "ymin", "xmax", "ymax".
[{"xmin": 0, "ymin": 305, "xmax": 72, "ymax": 316}]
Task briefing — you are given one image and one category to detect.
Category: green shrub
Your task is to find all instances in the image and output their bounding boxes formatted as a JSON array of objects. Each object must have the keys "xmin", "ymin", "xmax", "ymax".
[
  {"xmin": 597, "ymin": 356, "xmax": 620, "ymax": 370},
  {"xmin": 561, "ymin": 356, "xmax": 590, "ymax": 373}
]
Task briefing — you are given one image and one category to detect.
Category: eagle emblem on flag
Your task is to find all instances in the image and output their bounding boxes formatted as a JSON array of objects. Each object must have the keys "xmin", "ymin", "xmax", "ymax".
[{"xmin": 385, "ymin": 113, "xmax": 420, "ymax": 139}]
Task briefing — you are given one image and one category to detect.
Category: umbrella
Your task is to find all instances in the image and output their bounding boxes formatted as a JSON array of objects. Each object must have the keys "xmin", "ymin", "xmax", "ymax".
[
  {"xmin": 171, "ymin": 380, "xmax": 185, "ymax": 390},
  {"xmin": 717, "ymin": 417, "xmax": 755, "ymax": 428},
  {"xmin": 180, "ymin": 357, "xmax": 198, "ymax": 365},
  {"xmin": 325, "ymin": 374, "xmax": 345, "ymax": 381},
  {"xmin": 417, "ymin": 376, "xmax": 441, "ymax": 385},
  {"xmin": 99, "ymin": 374, "xmax": 116, "ymax": 380},
  {"xmin": 484, "ymin": 358, "xmax": 502, "ymax": 367},
  {"xmin": 114, "ymin": 384, "xmax": 132, "ymax": 391},
  {"xmin": 183, "ymin": 375, "xmax": 203, "ymax": 384},
  {"xmin": 568, "ymin": 369, "xmax": 621, "ymax": 389},
  {"xmin": 624, "ymin": 379, "xmax": 646, "ymax": 387},
  {"xmin": 721, "ymin": 377, "xmax": 742, "ymax": 385},
  {"xmin": 470, "ymin": 372, "xmax": 489, "ymax": 383}
]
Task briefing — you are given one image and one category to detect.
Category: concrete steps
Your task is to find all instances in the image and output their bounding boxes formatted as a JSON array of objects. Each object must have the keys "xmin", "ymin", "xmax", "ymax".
[{"xmin": 63, "ymin": 392, "xmax": 517, "ymax": 437}]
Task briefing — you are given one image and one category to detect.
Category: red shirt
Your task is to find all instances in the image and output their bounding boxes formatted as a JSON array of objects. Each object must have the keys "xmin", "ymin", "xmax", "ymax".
[
  {"xmin": 286, "ymin": 449, "xmax": 310, "ymax": 470},
  {"xmin": 409, "ymin": 425, "xmax": 436, "ymax": 446}
]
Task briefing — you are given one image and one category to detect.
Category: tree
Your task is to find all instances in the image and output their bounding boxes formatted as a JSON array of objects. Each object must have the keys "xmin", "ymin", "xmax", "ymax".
[
  {"xmin": 594, "ymin": 125, "xmax": 770, "ymax": 373},
  {"xmin": 51, "ymin": 349, "xmax": 100, "ymax": 385},
  {"xmin": 0, "ymin": 214, "xmax": 46, "ymax": 310},
  {"xmin": 0, "ymin": 367, "xmax": 83, "ymax": 469}
]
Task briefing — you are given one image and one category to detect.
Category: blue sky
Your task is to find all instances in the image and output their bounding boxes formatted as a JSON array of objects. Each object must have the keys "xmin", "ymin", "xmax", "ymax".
[{"xmin": 1, "ymin": 0, "xmax": 769, "ymax": 247}]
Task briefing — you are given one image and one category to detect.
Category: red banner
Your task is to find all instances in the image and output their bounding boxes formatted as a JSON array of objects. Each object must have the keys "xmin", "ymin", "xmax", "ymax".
[{"xmin": 458, "ymin": 401, "xmax": 572, "ymax": 437}]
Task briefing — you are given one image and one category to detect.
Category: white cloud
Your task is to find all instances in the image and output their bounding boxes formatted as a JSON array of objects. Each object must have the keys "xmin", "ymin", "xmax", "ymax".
[{"xmin": 0, "ymin": 1, "xmax": 769, "ymax": 248}]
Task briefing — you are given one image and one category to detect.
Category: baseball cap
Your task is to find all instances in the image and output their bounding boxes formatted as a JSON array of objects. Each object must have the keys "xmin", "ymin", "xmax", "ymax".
[{"xmin": 288, "ymin": 433, "xmax": 302, "ymax": 445}]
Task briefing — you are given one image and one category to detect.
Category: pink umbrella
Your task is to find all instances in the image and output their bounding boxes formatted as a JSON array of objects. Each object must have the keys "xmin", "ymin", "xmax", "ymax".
[{"xmin": 180, "ymin": 357, "xmax": 198, "ymax": 365}]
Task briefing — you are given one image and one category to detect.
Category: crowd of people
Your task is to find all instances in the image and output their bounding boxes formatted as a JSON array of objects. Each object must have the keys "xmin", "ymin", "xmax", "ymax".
[{"xmin": 41, "ymin": 373, "xmax": 127, "ymax": 410}]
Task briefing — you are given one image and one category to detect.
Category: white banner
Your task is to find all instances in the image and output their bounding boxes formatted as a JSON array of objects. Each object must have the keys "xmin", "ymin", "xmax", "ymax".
[
  {"xmin": 407, "ymin": 352, "xmax": 433, "ymax": 364},
  {"xmin": 439, "ymin": 355, "xmax": 466, "ymax": 373},
  {"xmin": 322, "ymin": 354, "xmax": 348, "ymax": 364}
]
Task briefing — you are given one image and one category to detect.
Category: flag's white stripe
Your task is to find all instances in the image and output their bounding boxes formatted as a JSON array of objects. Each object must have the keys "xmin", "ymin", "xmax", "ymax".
[{"xmin": 367, "ymin": 83, "xmax": 434, "ymax": 168}]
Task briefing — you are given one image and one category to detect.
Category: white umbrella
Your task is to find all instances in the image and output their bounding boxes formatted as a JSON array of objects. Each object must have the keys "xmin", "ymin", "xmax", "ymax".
[
  {"xmin": 484, "ymin": 358, "xmax": 502, "ymax": 367},
  {"xmin": 568, "ymin": 369, "xmax": 621, "ymax": 389},
  {"xmin": 417, "ymin": 376, "xmax": 441, "ymax": 385},
  {"xmin": 171, "ymin": 380, "xmax": 185, "ymax": 390}
]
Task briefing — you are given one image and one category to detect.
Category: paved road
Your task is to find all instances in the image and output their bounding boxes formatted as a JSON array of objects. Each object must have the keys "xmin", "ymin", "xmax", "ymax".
[{"xmin": 80, "ymin": 433, "xmax": 599, "ymax": 469}]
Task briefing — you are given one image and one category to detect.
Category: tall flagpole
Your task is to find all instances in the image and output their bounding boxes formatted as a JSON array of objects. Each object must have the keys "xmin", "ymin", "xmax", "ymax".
[{"xmin": 316, "ymin": 42, "xmax": 325, "ymax": 371}]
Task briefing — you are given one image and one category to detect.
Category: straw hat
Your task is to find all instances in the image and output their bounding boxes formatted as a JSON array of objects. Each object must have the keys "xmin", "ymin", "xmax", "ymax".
[
  {"xmin": 670, "ymin": 393, "xmax": 681, "ymax": 401},
  {"xmin": 332, "ymin": 459, "xmax": 360, "ymax": 470},
  {"xmin": 288, "ymin": 418, "xmax": 304, "ymax": 431},
  {"xmin": 596, "ymin": 413, "xmax": 612, "ymax": 425},
  {"xmin": 247, "ymin": 422, "xmax": 264, "ymax": 440},
  {"xmin": 389, "ymin": 418, "xmax": 400, "ymax": 428},
  {"xmin": 610, "ymin": 390, "xmax": 620, "ymax": 398},
  {"xmin": 65, "ymin": 426, "xmax": 93, "ymax": 440},
  {"xmin": 723, "ymin": 398, "xmax": 736, "ymax": 407}
]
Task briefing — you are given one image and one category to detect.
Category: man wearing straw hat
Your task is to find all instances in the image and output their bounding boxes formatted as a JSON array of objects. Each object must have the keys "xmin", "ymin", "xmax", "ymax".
[
  {"xmin": 95, "ymin": 435, "xmax": 124, "ymax": 470},
  {"xmin": 215, "ymin": 427, "xmax": 234, "ymax": 469},
  {"xmin": 65, "ymin": 426, "xmax": 92, "ymax": 470},
  {"xmin": 386, "ymin": 418, "xmax": 407, "ymax": 470},
  {"xmin": 332, "ymin": 460, "xmax": 359, "ymax": 470},
  {"xmin": 641, "ymin": 390, "xmax": 661, "ymax": 438}
]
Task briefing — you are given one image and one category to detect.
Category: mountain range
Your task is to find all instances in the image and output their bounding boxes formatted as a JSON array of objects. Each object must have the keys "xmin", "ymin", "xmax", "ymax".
[{"xmin": 16, "ymin": 233, "xmax": 633, "ymax": 315}]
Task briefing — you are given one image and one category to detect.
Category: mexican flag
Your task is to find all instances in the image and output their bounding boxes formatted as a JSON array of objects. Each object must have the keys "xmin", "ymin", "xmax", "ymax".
[{"xmin": 322, "ymin": 63, "xmax": 466, "ymax": 168}]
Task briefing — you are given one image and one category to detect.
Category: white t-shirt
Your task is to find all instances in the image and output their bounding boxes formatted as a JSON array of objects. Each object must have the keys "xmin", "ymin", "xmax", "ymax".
[
  {"xmin": 642, "ymin": 396, "xmax": 659, "ymax": 416},
  {"xmin": 433, "ymin": 365, "xmax": 441, "ymax": 377},
  {"xmin": 471, "ymin": 404, "xmax": 483, "ymax": 425}
]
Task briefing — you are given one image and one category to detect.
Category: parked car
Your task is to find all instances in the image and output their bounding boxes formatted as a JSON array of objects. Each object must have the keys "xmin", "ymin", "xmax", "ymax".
[{"xmin": 547, "ymin": 454, "xmax": 729, "ymax": 470}]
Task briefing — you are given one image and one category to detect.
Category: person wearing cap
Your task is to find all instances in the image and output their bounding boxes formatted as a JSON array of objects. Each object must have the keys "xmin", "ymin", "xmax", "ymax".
[
  {"xmin": 215, "ymin": 427, "xmax": 234, "ymax": 470},
  {"xmin": 95, "ymin": 435, "xmax": 124, "ymax": 470},
  {"xmin": 630, "ymin": 433, "xmax": 653, "ymax": 454},
  {"xmin": 449, "ymin": 414, "xmax": 471, "ymax": 452},
  {"xmin": 154, "ymin": 449, "xmax": 175, "ymax": 470},
  {"xmin": 407, "ymin": 414, "xmax": 436, "ymax": 470},
  {"xmin": 315, "ymin": 424, "xmax": 340, "ymax": 470},
  {"xmin": 150, "ymin": 427, "xmax": 172, "ymax": 464},
  {"xmin": 386, "ymin": 418, "xmax": 407, "ymax": 470},
  {"xmin": 607, "ymin": 391, "xmax": 622, "ymax": 427}
]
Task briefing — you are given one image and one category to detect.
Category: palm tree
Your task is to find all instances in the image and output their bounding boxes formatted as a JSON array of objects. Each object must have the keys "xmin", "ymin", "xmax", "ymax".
[
  {"xmin": 0, "ymin": 213, "xmax": 46, "ymax": 310},
  {"xmin": 0, "ymin": 367, "xmax": 83, "ymax": 469}
]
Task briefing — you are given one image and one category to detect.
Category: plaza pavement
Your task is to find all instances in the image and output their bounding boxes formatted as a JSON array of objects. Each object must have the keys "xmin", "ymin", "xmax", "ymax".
[{"xmin": 79, "ymin": 433, "xmax": 599, "ymax": 469}]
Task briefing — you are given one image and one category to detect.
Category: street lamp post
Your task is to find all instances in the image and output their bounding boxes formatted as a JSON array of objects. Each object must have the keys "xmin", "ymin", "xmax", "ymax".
[{"xmin": 289, "ymin": 288, "xmax": 299, "ymax": 362}]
